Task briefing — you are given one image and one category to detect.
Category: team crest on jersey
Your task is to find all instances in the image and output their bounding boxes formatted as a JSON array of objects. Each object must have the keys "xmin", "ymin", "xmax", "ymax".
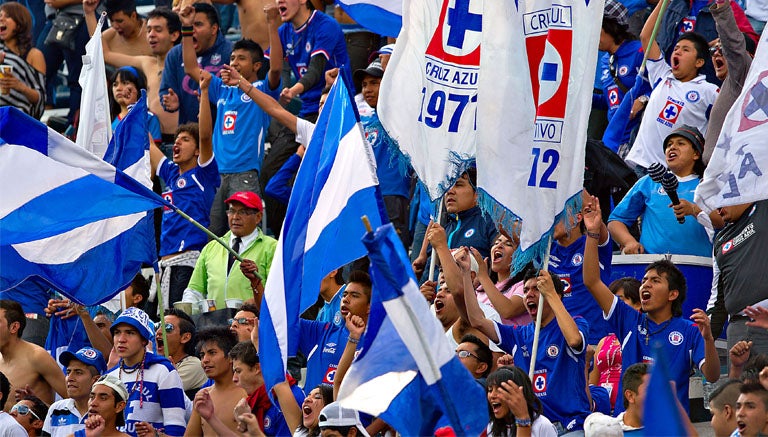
[
  {"xmin": 223, "ymin": 111, "xmax": 237, "ymax": 135},
  {"xmin": 264, "ymin": 416, "xmax": 271, "ymax": 429},
  {"xmin": 532, "ymin": 372, "xmax": 547, "ymax": 394},
  {"xmin": 681, "ymin": 17, "xmax": 695, "ymax": 33},
  {"xmin": 176, "ymin": 178, "xmax": 187, "ymax": 188},
  {"xmin": 657, "ymin": 98, "xmax": 684, "ymax": 127},
  {"xmin": 305, "ymin": 41, "xmax": 312, "ymax": 52},
  {"xmin": 211, "ymin": 53, "xmax": 221, "ymax": 65},
  {"xmin": 685, "ymin": 90, "xmax": 700, "ymax": 103},
  {"xmin": 608, "ymin": 88, "xmax": 619, "ymax": 106},
  {"xmin": 560, "ymin": 276, "xmax": 572, "ymax": 295},
  {"xmin": 669, "ymin": 331, "xmax": 684, "ymax": 345},
  {"xmin": 323, "ymin": 366, "xmax": 337, "ymax": 384},
  {"xmin": 546, "ymin": 344, "xmax": 559, "ymax": 358},
  {"xmin": 464, "ymin": 228, "xmax": 475, "ymax": 238},
  {"xmin": 722, "ymin": 240, "xmax": 734, "ymax": 253},
  {"xmin": 162, "ymin": 192, "xmax": 173, "ymax": 211},
  {"xmin": 618, "ymin": 65, "xmax": 629, "ymax": 76},
  {"xmin": 333, "ymin": 310, "xmax": 342, "ymax": 326},
  {"xmin": 240, "ymin": 92, "xmax": 252, "ymax": 103},
  {"xmin": 571, "ymin": 253, "xmax": 583, "ymax": 266}
]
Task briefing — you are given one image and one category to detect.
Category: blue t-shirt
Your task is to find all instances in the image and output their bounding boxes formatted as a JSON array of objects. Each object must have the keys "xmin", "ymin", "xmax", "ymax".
[
  {"xmin": 606, "ymin": 296, "xmax": 706, "ymax": 414},
  {"xmin": 208, "ymin": 75, "xmax": 280, "ymax": 174},
  {"xmin": 444, "ymin": 206, "xmax": 498, "ymax": 259},
  {"xmin": 277, "ymin": 10, "xmax": 352, "ymax": 116},
  {"xmin": 298, "ymin": 319, "xmax": 360, "ymax": 391},
  {"xmin": 264, "ymin": 384, "xmax": 306, "ymax": 436},
  {"xmin": 549, "ymin": 235, "xmax": 613, "ymax": 345},
  {"xmin": 316, "ymin": 285, "xmax": 344, "ymax": 327},
  {"xmin": 112, "ymin": 111, "xmax": 162, "ymax": 143},
  {"xmin": 157, "ymin": 157, "xmax": 220, "ymax": 256},
  {"xmin": 608, "ymin": 174, "xmax": 712, "ymax": 257},
  {"xmin": 362, "ymin": 110, "xmax": 411, "ymax": 198},
  {"xmin": 496, "ymin": 317, "xmax": 591, "ymax": 432}
]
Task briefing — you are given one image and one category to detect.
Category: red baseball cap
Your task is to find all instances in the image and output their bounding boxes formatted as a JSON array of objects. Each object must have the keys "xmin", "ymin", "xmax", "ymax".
[{"xmin": 225, "ymin": 191, "xmax": 263, "ymax": 211}]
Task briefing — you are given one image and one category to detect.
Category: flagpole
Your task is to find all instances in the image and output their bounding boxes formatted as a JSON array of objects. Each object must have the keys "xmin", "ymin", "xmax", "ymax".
[
  {"xmin": 171, "ymin": 207, "xmax": 246, "ymax": 262},
  {"xmin": 529, "ymin": 235, "xmax": 553, "ymax": 380},
  {"xmin": 361, "ymin": 215, "xmax": 465, "ymax": 432},
  {"xmin": 427, "ymin": 199, "xmax": 443, "ymax": 281},
  {"xmin": 155, "ymin": 271, "xmax": 170, "ymax": 358},
  {"xmin": 637, "ymin": 0, "xmax": 671, "ymax": 76}
]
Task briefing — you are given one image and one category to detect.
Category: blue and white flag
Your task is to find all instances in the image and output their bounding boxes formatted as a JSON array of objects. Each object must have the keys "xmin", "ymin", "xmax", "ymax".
[
  {"xmin": 335, "ymin": 0, "xmax": 402, "ymax": 37},
  {"xmin": 0, "ymin": 106, "xmax": 168, "ymax": 306},
  {"xmin": 695, "ymin": 30, "xmax": 768, "ymax": 212},
  {"xmin": 475, "ymin": 0, "xmax": 603, "ymax": 268},
  {"xmin": 259, "ymin": 75, "xmax": 385, "ymax": 390},
  {"xmin": 338, "ymin": 223, "xmax": 487, "ymax": 436},
  {"xmin": 644, "ymin": 342, "xmax": 688, "ymax": 436},
  {"xmin": 378, "ymin": 0, "xmax": 481, "ymax": 201},
  {"xmin": 77, "ymin": 12, "xmax": 112, "ymax": 158}
]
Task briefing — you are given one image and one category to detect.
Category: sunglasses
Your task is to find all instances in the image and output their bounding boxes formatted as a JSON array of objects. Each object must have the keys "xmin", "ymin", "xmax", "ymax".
[
  {"xmin": 155, "ymin": 322, "xmax": 174, "ymax": 333},
  {"xmin": 11, "ymin": 403, "xmax": 40, "ymax": 421},
  {"xmin": 229, "ymin": 317, "xmax": 250, "ymax": 326},
  {"xmin": 456, "ymin": 350, "xmax": 480, "ymax": 360},
  {"xmin": 708, "ymin": 44, "xmax": 722, "ymax": 56}
]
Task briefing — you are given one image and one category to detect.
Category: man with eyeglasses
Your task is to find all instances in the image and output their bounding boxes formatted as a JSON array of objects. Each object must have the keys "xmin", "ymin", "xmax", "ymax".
[
  {"xmin": 456, "ymin": 334, "xmax": 493, "ymax": 385},
  {"xmin": 155, "ymin": 309, "xmax": 207, "ymax": 400},
  {"xmin": 0, "ymin": 371, "xmax": 25, "ymax": 436},
  {"xmin": 229, "ymin": 303, "xmax": 259, "ymax": 342},
  {"xmin": 42, "ymin": 347, "xmax": 106, "ymax": 437},
  {"xmin": 183, "ymin": 191, "xmax": 277, "ymax": 312},
  {"xmin": 9, "ymin": 396, "xmax": 47, "ymax": 437}
]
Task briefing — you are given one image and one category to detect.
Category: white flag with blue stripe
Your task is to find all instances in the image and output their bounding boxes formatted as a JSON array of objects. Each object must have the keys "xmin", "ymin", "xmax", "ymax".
[
  {"xmin": 335, "ymin": 0, "xmax": 402, "ymax": 37},
  {"xmin": 338, "ymin": 223, "xmax": 487, "ymax": 436},
  {"xmin": 0, "ymin": 105, "xmax": 167, "ymax": 306},
  {"xmin": 259, "ymin": 75, "xmax": 385, "ymax": 390}
]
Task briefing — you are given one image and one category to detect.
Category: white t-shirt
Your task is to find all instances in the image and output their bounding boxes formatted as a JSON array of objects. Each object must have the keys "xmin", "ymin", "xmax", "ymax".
[
  {"xmin": 0, "ymin": 412, "xmax": 26, "ymax": 437},
  {"xmin": 626, "ymin": 57, "xmax": 719, "ymax": 169},
  {"xmin": 485, "ymin": 414, "xmax": 558, "ymax": 437},
  {"xmin": 296, "ymin": 118, "xmax": 316, "ymax": 147}
]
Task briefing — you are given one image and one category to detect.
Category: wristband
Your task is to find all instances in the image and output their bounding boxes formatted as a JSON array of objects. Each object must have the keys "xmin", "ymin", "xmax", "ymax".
[
  {"xmin": 181, "ymin": 26, "xmax": 193, "ymax": 37},
  {"xmin": 348, "ymin": 336, "xmax": 359, "ymax": 344},
  {"xmin": 586, "ymin": 231, "xmax": 600, "ymax": 240},
  {"xmin": 515, "ymin": 417, "xmax": 532, "ymax": 428}
]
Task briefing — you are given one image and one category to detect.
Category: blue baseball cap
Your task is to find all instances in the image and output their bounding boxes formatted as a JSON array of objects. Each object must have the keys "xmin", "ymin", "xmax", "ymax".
[
  {"xmin": 110, "ymin": 307, "xmax": 155, "ymax": 342},
  {"xmin": 59, "ymin": 347, "xmax": 107, "ymax": 375}
]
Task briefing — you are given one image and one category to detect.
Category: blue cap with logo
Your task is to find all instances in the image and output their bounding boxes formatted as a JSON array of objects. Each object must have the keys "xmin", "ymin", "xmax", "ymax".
[
  {"xmin": 59, "ymin": 347, "xmax": 107, "ymax": 375},
  {"xmin": 110, "ymin": 307, "xmax": 155, "ymax": 342}
]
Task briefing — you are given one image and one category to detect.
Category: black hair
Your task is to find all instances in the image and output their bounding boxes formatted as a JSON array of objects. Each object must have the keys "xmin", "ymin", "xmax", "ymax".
[
  {"xmin": 147, "ymin": 7, "xmax": 181, "ymax": 43},
  {"xmin": 105, "ymin": 0, "xmax": 137, "ymax": 19},
  {"xmin": 710, "ymin": 379, "xmax": 743, "ymax": 411},
  {"xmin": 602, "ymin": 17, "xmax": 636, "ymax": 46},
  {"xmin": 622, "ymin": 363, "xmax": 650, "ymax": 409},
  {"xmin": 608, "ymin": 277, "xmax": 641, "ymax": 307},
  {"xmin": 163, "ymin": 308, "xmax": 197, "ymax": 356},
  {"xmin": 522, "ymin": 269, "xmax": 565, "ymax": 297},
  {"xmin": 196, "ymin": 326, "xmax": 238, "ymax": 357},
  {"xmin": 23, "ymin": 395, "xmax": 48, "ymax": 425},
  {"xmin": 347, "ymin": 270, "xmax": 372, "ymax": 302},
  {"xmin": 486, "ymin": 366, "xmax": 542, "ymax": 436},
  {"xmin": 678, "ymin": 32, "xmax": 710, "ymax": 65},
  {"xmin": 130, "ymin": 272, "xmax": 150, "ymax": 306},
  {"xmin": 237, "ymin": 303, "xmax": 260, "ymax": 318},
  {"xmin": 0, "ymin": 371, "xmax": 10, "ymax": 410},
  {"xmin": 459, "ymin": 334, "xmax": 493, "ymax": 378},
  {"xmin": 332, "ymin": 268, "xmax": 345, "ymax": 286},
  {"xmin": 0, "ymin": 299, "xmax": 25, "ymax": 337},
  {"xmin": 740, "ymin": 382, "xmax": 768, "ymax": 410},
  {"xmin": 176, "ymin": 122, "xmax": 200, "ymax": 147},
  {"xmin": 300, "ymin": 384, "xmax": 334, "ymax": 436},
  {"xmin": 464, "ymin": 167, "xmax": 478, "ymax": 191},
  {"xmin": 110, "ymin": 67, "xmax": 149, "ymax": 120},
  {"xmin": 193, "ymin": 2, "xmax": 220, "ymax": 28},
  {"xmin": 232, "ymin": 39, "xmax": 264, "ymax": 64},
  {"xmin": 228, "ymin": 340, "xmax": 258, "ymax": 367},
  {"xmin": 645, "ymin": 259, "xmax": 686, "ymax": 317},
  {"xmin": 742, "ymin": 354, "xmax": 768, "ymax": 385}
]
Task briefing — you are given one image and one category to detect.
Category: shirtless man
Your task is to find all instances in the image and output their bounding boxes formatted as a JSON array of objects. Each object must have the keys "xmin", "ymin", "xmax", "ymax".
[
  {"xmin": 83, "ymin": 1, "xmax": 179, "ymax": 135},
  {"xmin": 212, "ymin": 0, "xmax": 274, "ymax": 51},
  {"xmin": 0, "ymin": 300, "xmax": 66, "ymax": 409},
  {"xmin": 185, "ymin": 327, "xmax": 245, "ymax": 436},
  {"xmin": 84, "ymin": 0, "xmax": 152, "ymax": 57}
]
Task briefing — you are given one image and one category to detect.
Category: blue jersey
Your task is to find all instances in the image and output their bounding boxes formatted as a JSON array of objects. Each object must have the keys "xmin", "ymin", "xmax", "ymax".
[
  {"xmin": 298, "ymin": 319, "xmax": 359, "ymax": 391},
  {"xmin": 316, "ymin": 285, "xmax": 344, "ymax": 327},
  {"xmin": 157, "ymin": 157, "xmax": 220, "ymax": 256},
  {"xmin": 606, "ymin": 297, "xmax": 706, "ymax": 414},
  {"xmin": 595, "ymin": 40, "xmax": 644, "ymax": 146},
  {"xmin": 609, "ymin": 175, "xmax": 712, "ymax": 257},
  {"xmin": 361, "ymin": 110, "xmax": 411, "ymax": 198},
  {"xmin": 277, "ymin": 10, "xmax": 351, "ymax": 116},
  {"xmin": 208, "ymin": 75, "xmax": 280, "ymax": 174},
  {"xmin": 444, "ymin": 206, "xmax": 498, "ymax": 259},
  {"xmin": 496, "ymin": 317, "xmax": 591, "ymax": 432},
  {"xmin": 549, "ymin": 235, "xmax": 613, "ymax": 345},
  {"xmin": 264, "ymin": 384, "xmax": 306, "ymax": 436},
  {"xmin": 112, "ymin": 111, "xmax": 162, "ymax": 143}
]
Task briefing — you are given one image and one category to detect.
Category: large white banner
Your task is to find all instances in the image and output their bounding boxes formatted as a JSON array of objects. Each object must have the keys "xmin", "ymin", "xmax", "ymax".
[
  {"xmin": 77, "ymin": 13, "xmax": 112, "ymax": 159},
  {"xmin": 379, "ymin": 0, "xmax": 482, "ymax": 200},
  {"xmin": 476, "ymin": 0, "xmax": 603, "ymax": 254},
  {"xmin": 695, "ymin": 30, "xmax": 768, "ymax": 212}
]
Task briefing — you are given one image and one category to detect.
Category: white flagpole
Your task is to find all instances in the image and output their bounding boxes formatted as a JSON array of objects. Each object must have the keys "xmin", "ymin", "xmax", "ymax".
[
  {"xmin": 427, "ymin": 199, "xmax": 443, "ymax": 281},
  {"xmin": 529, "ymin": 236, "xmax": 553, "ymax": 380}
]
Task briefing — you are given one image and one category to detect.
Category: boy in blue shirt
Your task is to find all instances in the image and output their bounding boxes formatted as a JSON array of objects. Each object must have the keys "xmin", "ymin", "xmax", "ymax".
[{"xmin": 583, "ymin": 195, "xmax": 719, "ymax": 414}]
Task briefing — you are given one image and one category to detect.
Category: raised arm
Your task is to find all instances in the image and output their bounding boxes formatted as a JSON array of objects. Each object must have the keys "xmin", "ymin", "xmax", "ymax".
[
  {"xmin": 333, "ymin": 313, "xmax": 366, "ymax": 399},
  {"xmin": 264, "ymin": 4, "xmax": 282, "ymax": 90},
  {"xmin": 454, "ymin": 248, "xmax": 499, "ymax": 343},
  {"xmin": 83, "ymin": 0, "xmax": 99, "ymax": 36},
  {"xmin": 640, "ymin": 0, "xmax": 664, "ymax": 61},
  {"xmin": 469, "ymin": 248, "xmax": 526, "ymax": 319},
  {"xmin": 271, "ymin": 382, "xmax": 301, "ymax": 433},
  {"xmin": 180, "ymin": 5, "xmax": 201, "ymax": 82},
  {"xmin": 198, "ymin": 69, "xmax": 214, "ymax": 163},
  {"xmin": 539, "ymin": 270, "xmax": 583, "ymax": 351},
  {"xmin": 583, "ymin": 196, "xmax": 617, "ymax": 315},
  {"xmin": 427, "ymin": 223, "xmax": 463, "ymax": 297}
]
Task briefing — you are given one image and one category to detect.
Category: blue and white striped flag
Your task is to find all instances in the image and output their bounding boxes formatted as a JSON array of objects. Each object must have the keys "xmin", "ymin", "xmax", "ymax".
[
  {"xmin": 0, "ymin": 105, "xmax": 167, "ymax": 306},
  {"xmin": 335, "ymin": 0, "xmax": 402, "ymax": 37},
  {"xmin": 259, "ymin": 75, "xmax": 385, "ymax": 390},
  {"xmin": 338, "ymin": 223, "xmax": 487, "ymax": 436}
]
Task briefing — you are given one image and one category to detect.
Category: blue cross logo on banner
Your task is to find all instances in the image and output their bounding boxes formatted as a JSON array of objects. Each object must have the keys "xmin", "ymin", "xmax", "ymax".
[
  {"xmin": 739, "ymin": 71, "xmax": 768, "ymax": 131},
  {"xmin": 446, "ymin": 0, "xmax": 482, "ymax": 49}
]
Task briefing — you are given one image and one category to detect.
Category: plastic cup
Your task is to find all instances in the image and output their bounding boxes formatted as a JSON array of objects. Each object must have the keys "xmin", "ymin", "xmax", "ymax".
[
  {"xmin": 225, "ymin": 298, "xmax": 243, "ymax": 309},
  {"xmin": 0, "ymin": 65, "xmax": 12, "ymax": 95}
]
